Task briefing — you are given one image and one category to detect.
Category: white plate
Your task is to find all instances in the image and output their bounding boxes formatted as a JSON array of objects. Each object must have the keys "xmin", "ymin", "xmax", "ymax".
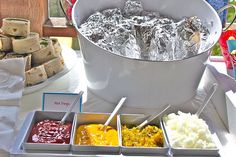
[{"xmin": 23, "ymin": 46, "xmax": 78, "ymax": 95}]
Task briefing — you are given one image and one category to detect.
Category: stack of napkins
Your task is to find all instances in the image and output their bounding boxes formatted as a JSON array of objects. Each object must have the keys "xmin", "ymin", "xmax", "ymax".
[{"xmin": 0, "ymin": 58, "xmax": 25, "ymax": 155}]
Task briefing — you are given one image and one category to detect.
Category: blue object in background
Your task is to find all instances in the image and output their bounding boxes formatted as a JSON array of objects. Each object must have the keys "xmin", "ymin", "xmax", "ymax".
[
  {"xmin": 206, "ymin": 0, "xmax": 229, "ymax": 26},
  {"xmin": 227, "ymin": 39, "xmax": 236, "ymax": 79},
  {"xmin": 227, "ymin": 39, "xmax": 236, "ymax": 52}
]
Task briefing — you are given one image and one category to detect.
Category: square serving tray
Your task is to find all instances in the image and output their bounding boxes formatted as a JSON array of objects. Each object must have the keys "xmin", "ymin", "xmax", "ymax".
[
  {"xmin": 22, "ymin": 111, "xmax": 75, "ymax": 151},
  {"xmin": 71, "ymin": 112, "xmax": 121, "ymax": 155},
  {"xmin": 119, "ymin": 114, "xmax": 169, "ymax": 156},
  {"xmin": 161, "ymin": 116, "xmax": 219, "ymax": 156}
]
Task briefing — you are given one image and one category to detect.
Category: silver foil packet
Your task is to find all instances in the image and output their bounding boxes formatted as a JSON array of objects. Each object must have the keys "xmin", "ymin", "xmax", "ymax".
[{"xmin": 79, "ymin": 0, "xmax": 209, "ymax": 61}]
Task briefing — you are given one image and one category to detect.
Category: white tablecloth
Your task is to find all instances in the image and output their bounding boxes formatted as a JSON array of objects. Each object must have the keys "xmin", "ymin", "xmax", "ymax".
[{"xmin": 2, "ymin": 47, "xmax": 236, "ymax": 157}]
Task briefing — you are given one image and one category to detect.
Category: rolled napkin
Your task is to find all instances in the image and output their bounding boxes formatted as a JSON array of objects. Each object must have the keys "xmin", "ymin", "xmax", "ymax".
[
  {"xmin": 12, "ymin": 32, "xmax": 40, "ymax": 54},
  {"xmin": 0, "ymin": 34, "xmax": 12, "ymax": 51},
  {"xmin": 3, "ymin": 53, "xmax": 32, "ymax": 71},
  {"xmin": 44, "ymin": 57, "xmax": 64, "ymax": 77},
  {"xmin": 1, "ymin": 18, "xmax": 30, "ymax": 37},
  {"xmin": 25, "ymin": 65, "xmax": 47, "ymax": 86},
  {"xmin": 32, "ymin": 38, "xmax": 57, "ymax": 66}
]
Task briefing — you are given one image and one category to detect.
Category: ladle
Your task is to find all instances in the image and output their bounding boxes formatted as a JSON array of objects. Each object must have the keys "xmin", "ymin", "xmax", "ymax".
[
  {"xmin": 195, "ymin": 83, "xmax": 218, "ymax": 117},
  {"xmin": 102, "ymin": 97, "xmax": 126, "ymax": 130},
  {"xmin": 137, "ymin": 104, "xmax": 171, "ymax": 129},
  {"xmin": 60, "ymin": 91, "xmax": 83, "ymax": 124}
]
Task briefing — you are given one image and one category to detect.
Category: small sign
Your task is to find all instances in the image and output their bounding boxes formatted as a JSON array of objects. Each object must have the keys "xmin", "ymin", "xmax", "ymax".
[{"xmin": 42, "ymin": 92, "xmax": 83, "ymax": 112}]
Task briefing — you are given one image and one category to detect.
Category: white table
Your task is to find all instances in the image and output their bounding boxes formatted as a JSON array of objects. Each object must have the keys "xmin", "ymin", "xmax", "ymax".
[{"xmin": 4, "ymin": 48, "xmax": 236, "ymax": 157}]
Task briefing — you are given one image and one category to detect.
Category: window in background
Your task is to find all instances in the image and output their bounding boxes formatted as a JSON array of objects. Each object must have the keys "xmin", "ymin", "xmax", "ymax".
[
  {"xmin": 49, "ymin": 0, "xmax": 64, "ymax": 17},
  {"xmin": 47, "ymin": 0, "xmax": 79, "ymax": 49}
]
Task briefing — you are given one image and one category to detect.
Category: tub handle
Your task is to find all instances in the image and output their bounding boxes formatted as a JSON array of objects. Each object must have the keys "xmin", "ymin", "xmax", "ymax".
[
  {"xmin": 59, "ymin": 0, "xmax": 74, "ymax": 26},
  {"xmin": 217, "ymin": 4, "xmax": 236, "ymax": 31}
]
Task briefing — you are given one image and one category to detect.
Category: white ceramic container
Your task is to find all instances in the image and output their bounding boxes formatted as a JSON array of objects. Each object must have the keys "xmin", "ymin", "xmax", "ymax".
[
  {"xmin": 71, "ymin": 113, "xmax": 121, "ymax": 154},
  {"xmin": 161, "ymin": 117, "xmax": 219, "ymax": 156},
  {"xmin": 119, "ymin": 114, "xmax": 169, "ymax": 156},
  {"xmin": 22, "ymin": 111, "xmax": 75, "ymax": 151},
  {"xmin": 72, "ymin": 0, "xmax": 223, "ymax": 108}
]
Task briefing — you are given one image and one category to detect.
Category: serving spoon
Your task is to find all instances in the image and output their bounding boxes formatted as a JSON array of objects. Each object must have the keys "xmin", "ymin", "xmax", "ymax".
[
  {"xmin": 137, "ymin": 83, "xmax": 217, "ymax": 128},
  {"xmin": 60, "ymin": 91, "xmax": 84, "ymax": 124},
  {"xmin": 137, "ymin": 104, "xmax": 171, "ymax": 129},
  {"xmin": 195, "ymin": 83, "xmax": 218, "ymax": 117},
  {"xmin": 101, "ymin": 97, "xmax": 127, "ymax": 130}
]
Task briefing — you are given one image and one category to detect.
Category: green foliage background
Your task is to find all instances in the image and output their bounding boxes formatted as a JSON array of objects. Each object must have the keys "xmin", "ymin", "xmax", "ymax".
[
  {"xmin": 212, "ymin": 1, "xmax": 236, "ymax": 56},
  {"xmin": 49, "ymin": 0, "xmax": 64, "ymax": 17}
]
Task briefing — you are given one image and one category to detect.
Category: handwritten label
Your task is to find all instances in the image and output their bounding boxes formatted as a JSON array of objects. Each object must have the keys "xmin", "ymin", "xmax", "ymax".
[
  {"xmin": 54, "ymin": 101, "xmax": 70, "ymax": 106},
  {"xmin": 42, "ymin": 92, "xmax": 83, "ymax": 112}
]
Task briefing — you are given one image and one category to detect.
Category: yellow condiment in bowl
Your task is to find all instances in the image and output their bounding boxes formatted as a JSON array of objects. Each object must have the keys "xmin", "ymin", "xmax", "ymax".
[
  {"xmin": 75, "ymin": 124, "xmax": 118, "ymax": 146},
  {"xmin": 122, "ymin": 125, "xmax": 164, "ymax": 147}
]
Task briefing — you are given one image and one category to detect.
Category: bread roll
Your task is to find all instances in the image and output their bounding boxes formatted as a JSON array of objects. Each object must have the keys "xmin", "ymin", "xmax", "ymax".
[
  {"xmin": 25, "ymin": 65, "xmax": 47, "ymax": 86},
  {"xmin": 12, "ymin": 32, "xmax": 40, "ymax": 54},
  {"xmin": 32, "ymin": 38, "xmax": 57, "ymax": 66},
  {"xmin": 44, "ymin": 57, "xmax": 64, "ymax": 77},
  {"xmin": 51, "ymin": 38, "xmax": 62, "ymax": 57},
  {"xmin": 0, "ymin": 34, "xmax": 12, "ymax": 51},
  {"xmin": 1, "ymin": 18, "xmax": 30, "ymax": 37}
]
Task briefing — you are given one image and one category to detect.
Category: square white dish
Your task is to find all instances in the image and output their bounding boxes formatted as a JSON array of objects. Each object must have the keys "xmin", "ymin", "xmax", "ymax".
[
  {"xmin": 119, "ymin": 114, "xmax": 169, "ymax": 156},
  {"xmin": 22, "ymin": 111, "xmax": 75, "ymax": 151},
  {"xmin": 71, "ymin": 112, "xmax": 121, "ymax": 154},
  {"xmin": 161, "ymin": 115, "xmax": 219, "ymax": 156}
]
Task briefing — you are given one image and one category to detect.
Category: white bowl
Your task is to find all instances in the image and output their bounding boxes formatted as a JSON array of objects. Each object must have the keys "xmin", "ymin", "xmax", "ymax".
[{"xmin": 72, "ymin": 0, "xmax": 222, "ymax": 108}]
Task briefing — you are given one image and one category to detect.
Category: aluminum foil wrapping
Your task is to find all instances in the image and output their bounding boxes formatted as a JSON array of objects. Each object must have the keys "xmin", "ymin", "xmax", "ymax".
[
  {"xmin": 123, "ymin": 0, "xmax": 143, "ymax": 17},
  {"xmin": 79, "ymin": 0, "xmax": 209, "ymax": 61}
]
